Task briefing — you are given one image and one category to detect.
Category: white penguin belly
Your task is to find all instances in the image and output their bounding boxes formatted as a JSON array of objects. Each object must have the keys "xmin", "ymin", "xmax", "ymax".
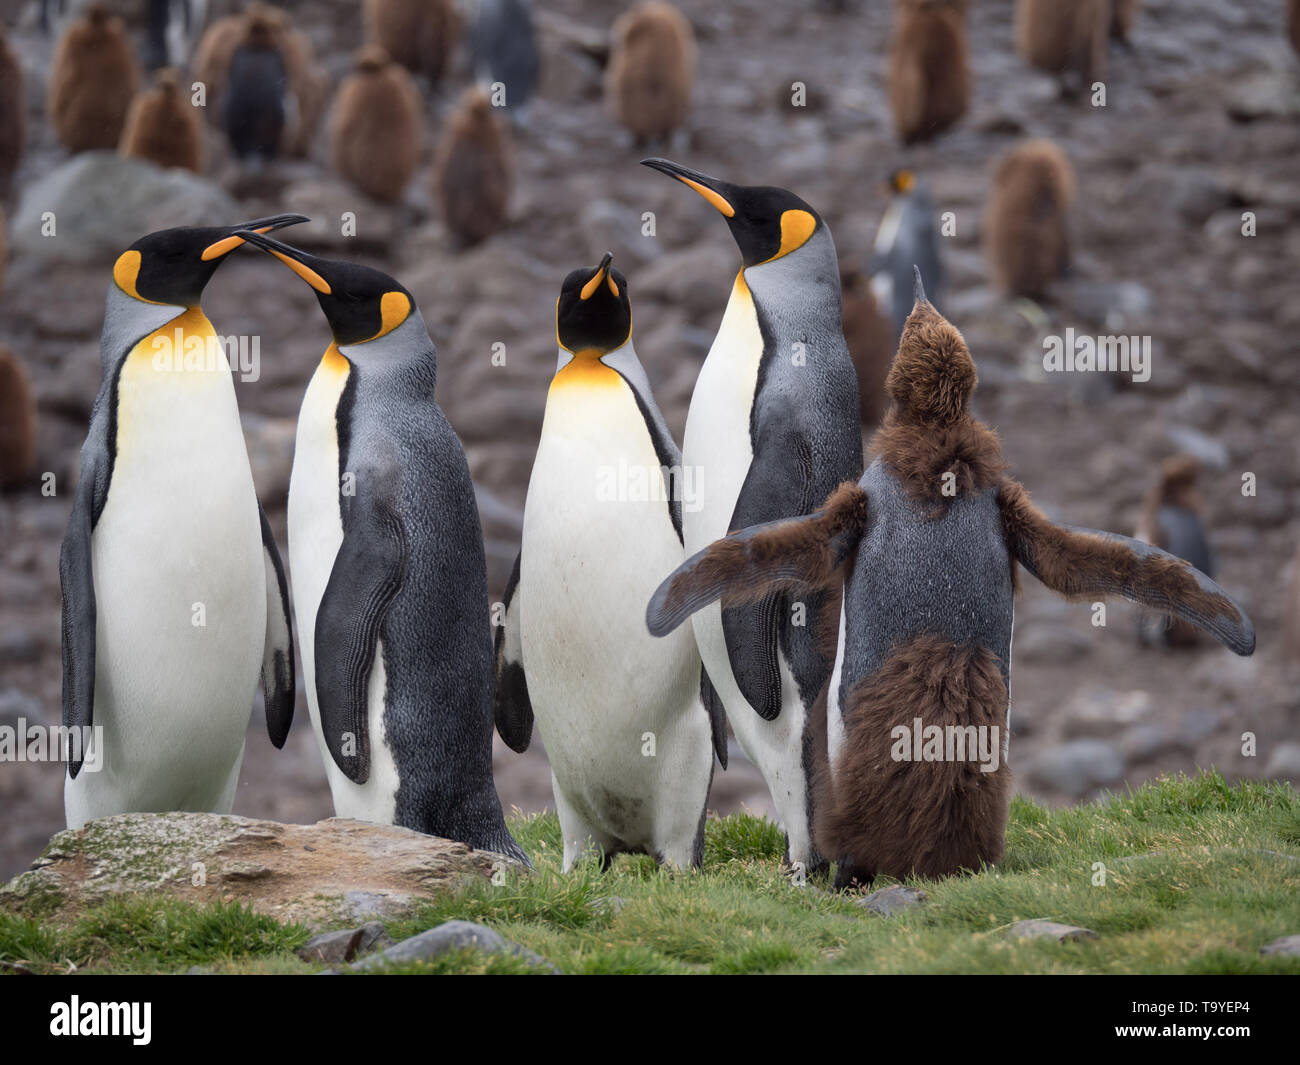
[
  {"xmin": 66, "ymin": 315, "xmax": 263, "ymax": 827},
  {"xmin": 520, "ymin": 371, "xmax": 710, "ymax": 861},
  {"xmin": 287, "ymin": 351, "xmax": 400, "ymax": 824},
  {"xmin": 681, "ymin": 274, "xmax": 814, "ymax": 862}
]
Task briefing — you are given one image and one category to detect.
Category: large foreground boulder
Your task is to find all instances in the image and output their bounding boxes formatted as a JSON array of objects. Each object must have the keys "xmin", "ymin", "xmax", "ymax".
[{"xmin": 0, "ymin": 812, "xmax": 516, "ymax": 928}]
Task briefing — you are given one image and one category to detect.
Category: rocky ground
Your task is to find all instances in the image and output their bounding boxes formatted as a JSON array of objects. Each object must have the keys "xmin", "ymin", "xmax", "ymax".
[{"xmin": 1, "ymin": 0, "xmax": 1298, "ymax": 880}]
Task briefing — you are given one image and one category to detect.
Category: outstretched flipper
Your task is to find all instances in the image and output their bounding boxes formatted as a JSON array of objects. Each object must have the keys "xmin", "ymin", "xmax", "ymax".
[
  {"xmin": 257, "ymin": 503, "xmax": 296, "ymax": 749},
  {"xmin": 998, "ymin": 480, "xmax": 1255, "ymax": 656},
  {"xmin": 314, "ymin": 453, "xmax": 408, "ymax": 783},
  {"xmin": 647, "ymin": 481, "xmax": 869, "ymax": 641},
  {"xmin": 493, "ymin": 550, "xmax": 534, "ymax": 753},
  {"xmin": 60, "ymin": 445, "xmax": 109, "ymax": 779}
]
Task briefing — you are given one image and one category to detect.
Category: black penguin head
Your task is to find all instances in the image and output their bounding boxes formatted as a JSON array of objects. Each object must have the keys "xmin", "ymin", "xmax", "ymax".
[
  {"xmin": 112, "ymin": 214, "xmax": 308, "ymax": 307},
  {"xmin": 556, "ymin": 253, "xmax": 632, "ymax": 353},
  {"xmin": 641, "ymin": 158, "xmax": 822, "ymax": 268},
  {"xmin": 885, "ymin": 267, "xmax": 977, "ymax": 426},
  {"xmin": 232, "ymin": 230, "xmax": 416, "ymax": 347}
]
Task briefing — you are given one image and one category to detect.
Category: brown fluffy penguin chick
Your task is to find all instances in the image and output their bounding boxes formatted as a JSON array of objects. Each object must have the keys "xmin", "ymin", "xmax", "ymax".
[
  {"xmin": 1134, "ymin": 455, "xmax": 1213, "ymax": 648},
  {"xmin": 434, "ymin": 86, "xmax": 513, "ymax": 248},
  {"xmin": 330, "ymin": 46, "xmax": 421, "ymax": 204},
  {"xmin": 984, "ymin": 139, "xmax": 1075, "ymax": 299},
  {"xmin": 889, "ymin": 0, "xmax": 969, "ymax": 145},
  {"xmin": 840, "ymin": 267, "xmax": 896, "ymax": 426},
  {"xmin": 364, "ymin": 0, "xmax": 459, "ymax": 83},
  {"xmin": 606, "ymin": 2, "xmax": 698, "ymax": 145},
  {"xmin": 1111, "ymin": 0, "xmax": 1141, "ymax": 41},
  {"xmin": 0, "ymin": 346, "xmax": 36, "ymax": 488},
  {"xmin": 1015, "ymin": 0, "xmax": 1108, "ymax": 92},
  {"xmin": 48, "ymin": 3, "xmax": 140, "ymax": 152},
  {"xmin": 0, "ymin": 28, "xmax": 25, "ymax": 188},
  {"xmin": 120, "ymin": 68, "xmax": 203, "ymax": 172}
]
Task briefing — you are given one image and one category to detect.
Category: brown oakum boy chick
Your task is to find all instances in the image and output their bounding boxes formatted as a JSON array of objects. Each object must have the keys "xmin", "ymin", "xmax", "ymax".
[
  {"xmin": 0, "ymin": 346, "xmax": 36, "ymax": 488},
  {"xmin": 330, "ymin": 45, "xmax": 421, "ymax": 204},
  {"xmin": 840, "ymin": 266, "xmax": 895, "ymax": 426},
  {"xmin": 192, "ymin": 3, "xmax": 327, "ymax": 159},
  {"xmin": 119, "ymin": 67, "xmax": 204, "ymax": 172},
  {"xmin": 434, "ymin": 85, "xmax": 513, "ymax": 248},
  {"xmin": 364, "ymin": 0, "xmax": 459, "ymax": 84},
  {"xmin": 889, "ymin": 0, "xmax": 969, "ymax": 145},
  {"xmin": 647, "ymin": 270, "xmax": 1254, "ymax": 887},
  {"xmin": 48, "ymin": 3, "xmax": 140, "ymax": 152},
  {"xmin": 1134, "ymin": 455, "xmax": 1217, "ymax": 648},
  {"xmin": 983, "ymin": 138, "xmax": 1075, "ymax": 299},
  {"xmin": 0, "ymin": 27, "xmax": 25, "ymax": 189},
  {"xmin": 606, "ymin": 2, "xmax": 697, "ymax": 146},
  {"xmin": 1015, "ymin": 0, "xmax": 1108, "ymax": 94},
  {"xmin": 1111, "ymin": 0, "xmax": 1140, "ymax": 41}
]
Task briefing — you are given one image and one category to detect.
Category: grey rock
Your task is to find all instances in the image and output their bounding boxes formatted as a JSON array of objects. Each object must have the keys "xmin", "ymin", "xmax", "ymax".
[
  {"xmin": 1013, "ymin": 622, "xmax": 1094, "ymax": 664},
  {"xmin": 579, "ymin": 200, "xmax": 662, "ymax": 266},
  {"xmin": 857, "ymin": 885, "xmax": 928, "ymax": 917},
  {"xmin": 0, "ymin": 630, "xmax": 42, "ymax": 665},
  {"xmin": 1006, "ymin": 919, "xmax": 1098, "ymax": 943},
  {"xmin": 0, "ymin": 689, "xmax": 43, "ymax": 728},
  {"xmin": 1179, "ymin": 708, "xmax": 1222, "ymax": 745},
  {"xmin": 1024, "ymin": 740, "xmax": 1126, "ymax": 798},
  {"xmin": 635, "ymin": 244, "xmax": 737, "ymax": 318},
  {"xmin": 1260, "ymin": 934, "xmax": 1300, "ymax": 957},
  {"xmin": 1063, "ymin": 688, "xmax": 1152, "ymax": 740},
  {"xmin": 1225, "ymin": 72, "xmax": 1300, "ymax": 121},
  {"xmin": 11, "ymin": 153, "xmax": 238, "ymax": 264},
  {"xmin": 1263, "ymin": 742, "xmax": 1300, "ymax": 781},
  {"xmin": 348, "ymin": 920, "xmax": 558, "ymax": 973},
  {"xmin": 298, "ymin": 927, "xmax": 365, "ymax": 965},
  {"xmin": 1121, "ymin": 724, "xmax": 1185, "ymax": 763}
]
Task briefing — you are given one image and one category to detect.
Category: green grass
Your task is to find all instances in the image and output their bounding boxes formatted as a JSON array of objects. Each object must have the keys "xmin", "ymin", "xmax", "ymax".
[{"xmin": 3, "ymin": 772, "xmax": 1298, "ymax": 974}]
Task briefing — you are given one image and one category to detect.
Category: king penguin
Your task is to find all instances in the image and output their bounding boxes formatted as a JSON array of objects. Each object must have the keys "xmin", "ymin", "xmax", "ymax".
[
  {"xmin": 870, "ymin": 169, "xmax": 944, "ymax": 339},
  {"xmin": 641, "ymin": 158, "xmax": 863, "ymax": 872},
  {"xmin": 60, "ymin": 213, "xmax": 304, "ymax": 830},
  {"xmin": 232, "ymin": 230, "xmax": 527, "ymax": 864},
  {"xmin": 494, "ymin": 253, "xmax": 720, "ymax": 872}
]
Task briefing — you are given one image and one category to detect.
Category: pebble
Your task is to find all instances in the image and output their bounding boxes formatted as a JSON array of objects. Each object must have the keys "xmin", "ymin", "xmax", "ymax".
[
  {"xmin": 1006, "ymin": 920, "xmax": 1098, "ymax": 943},
  {"xmin": 856, "ymin": 885, "xmax": 928, "ymax": 917}
]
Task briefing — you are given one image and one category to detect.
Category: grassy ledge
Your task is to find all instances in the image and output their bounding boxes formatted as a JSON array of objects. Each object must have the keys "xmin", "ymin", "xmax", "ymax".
[{"xmin": 2, "ymin": 771, "xmax": 1298, "ymax": 975}]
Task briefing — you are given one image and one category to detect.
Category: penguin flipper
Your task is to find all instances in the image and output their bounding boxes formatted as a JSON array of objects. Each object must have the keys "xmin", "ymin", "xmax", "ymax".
[
  {"xmin": 314, "ymin": 457, "xmax": 409, "ymax": 783},
  {"xmin": 257, "ymin": 502, "xmax": 295, "ymax": 749},
  {"xmin": 700, "ymin": 665, "xmax": 728, "ymax": 769},
  {"xmin": 998, "ymin": 481, "xmax": 1255, "ymax": 656},
  {"xmin": 647, "ymin": 480, "xmax": 869, "ymax": 638},
  {"xmin": 59, "ymin": 446, "xmax": 106, "ymax": 779},
  {"xmin": 493, "ymin": 550, "xmax": 534, "ymax": 753}
]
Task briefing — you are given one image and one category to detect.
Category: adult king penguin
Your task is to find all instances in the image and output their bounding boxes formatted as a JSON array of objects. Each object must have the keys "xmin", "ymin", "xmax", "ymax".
[
  {"xmin": 232, "ymin": 230, "xmax": 527, "ymax": 864},
  {"xmin": 494, "ymin": 254, "xmax": 719, "ymax": 871},
  {"xmin": 61, "ymin": 214, "xmax": 304, "ymax": 830},
  {"xmin": 641, "ymin": 158, "xmax": 863, "ymax": 872}
]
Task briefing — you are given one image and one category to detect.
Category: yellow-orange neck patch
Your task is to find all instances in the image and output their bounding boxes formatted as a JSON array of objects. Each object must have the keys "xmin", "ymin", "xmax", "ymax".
[
  {"xmin": 369, "ymin": 291, "xmax": 410, "ymax": 340},
  {"xmin": 760, "ymin": 209, "xmax": 817, "ymax": 263},
  {"xmin": 320, "ymin": 341, "xmax": 350, "ymax": 377},
  {"xmin": 113, "ymin": 250, "xmax": 167, "ymax": 304},
  {"xmin": 551, "ymin": 348, "xmax": 622, "ymax": 391}
]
